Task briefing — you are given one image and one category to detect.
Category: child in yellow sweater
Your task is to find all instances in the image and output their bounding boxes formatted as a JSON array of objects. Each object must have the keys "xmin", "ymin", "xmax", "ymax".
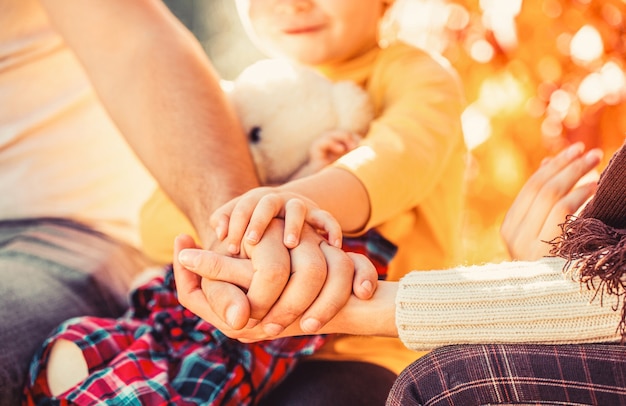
[{"xmin": 160, "ymin": 0, "xmax": 467, "ymax": 404}]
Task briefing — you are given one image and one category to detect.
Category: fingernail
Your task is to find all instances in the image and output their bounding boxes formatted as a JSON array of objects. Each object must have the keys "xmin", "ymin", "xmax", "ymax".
[
  {"xmin": 178, "ymin": 249, "xmax": 199, "ymax": 269},
  {"xmin": 215, "ymin": 226, "xmax": 226, "ymax": 240},
  {"xmin": 285, "ymin": 234, "xmax": 297, "ymax": 246},
  {"xmin": 228, "ymin": 244, "xmax": 239, "ymax": 255},
  {"xmin": 226, "ymin": 305, "xmax": 240, "ymax": 328},
  {"xmin": 361, "ymin": 280, "xmax": 373, "ymax": 295},
  {"xmin": 585, "ymin": 149, "xmax": 603, "ymax": 163},
  {"xmin": 302, "ymin": 318, "xmax": 322, "ymax": 333},
  {"xmin": 334, "ymin": 238, "xmax": 342, "ymax": 248},
  {"xmin": 567, "ymin": 142, "xmax": 584, "ymax": 158},
  {"xmin": 263, "ymin": 323, "xmax": 284, "ymax": 336},
  {"xmin": 246, "ymin": 231, "xmax": 259, "ymax": 244}
]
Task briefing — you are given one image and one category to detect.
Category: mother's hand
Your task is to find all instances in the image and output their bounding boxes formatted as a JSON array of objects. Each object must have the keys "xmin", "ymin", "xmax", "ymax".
[{"xmin": 501, "ymin": 142, "xmax": 603, "ymax": 261}]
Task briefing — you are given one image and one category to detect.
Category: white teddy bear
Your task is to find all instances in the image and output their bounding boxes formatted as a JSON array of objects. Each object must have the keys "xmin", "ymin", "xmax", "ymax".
[{"xmin": 224, "ymin": 58, "xmax": 373, "ymax": 184}]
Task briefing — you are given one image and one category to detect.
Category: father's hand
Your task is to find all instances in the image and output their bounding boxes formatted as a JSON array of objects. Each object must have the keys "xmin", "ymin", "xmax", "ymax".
[{"xmin": 173, "ymin": 220, "xmax": 378, "ymax": 340}]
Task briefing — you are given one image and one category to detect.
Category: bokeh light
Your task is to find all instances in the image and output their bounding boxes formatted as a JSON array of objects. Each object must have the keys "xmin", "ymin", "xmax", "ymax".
[{"xmin": 388, "ymin": 0, "xmax": 626, "ymax": 263}]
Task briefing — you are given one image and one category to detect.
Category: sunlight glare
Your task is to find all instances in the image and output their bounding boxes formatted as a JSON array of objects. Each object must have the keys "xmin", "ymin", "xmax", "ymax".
[
  {"xmin": 461, "ymin": 104, "xmax": 492, "ymax": 150},
  {"xmin": 570, "ymin": 25, "xmax": 604, "ymax": 65}
]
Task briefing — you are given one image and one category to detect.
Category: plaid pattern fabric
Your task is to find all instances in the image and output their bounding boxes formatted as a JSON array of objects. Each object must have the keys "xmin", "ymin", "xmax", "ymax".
[
  {"xmin": 0, "ymin": 218, "xmax": 148, "ymax": 406},
  {"xmin": 24, "ymin": 231, "xmax": 395, "ymax": 406},
  {"xmin": 387, "ymin": 343, "xmax": 626, "ymax": 406}
]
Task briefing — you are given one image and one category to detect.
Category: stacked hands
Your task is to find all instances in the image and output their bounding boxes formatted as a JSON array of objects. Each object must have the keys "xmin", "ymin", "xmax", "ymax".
[
  {"xmin": 174, "ymin": 142, "xmax": 604, "ymax": 342},
  {"xmin": 174, "ymin": 188, "xmax": 379, "ymax": 341}
]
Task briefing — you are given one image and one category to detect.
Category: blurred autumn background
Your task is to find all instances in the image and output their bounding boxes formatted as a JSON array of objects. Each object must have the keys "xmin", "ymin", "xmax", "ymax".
[{"xmin": 165, "ymin": 0, "xmax": 626, "ymax": 265}]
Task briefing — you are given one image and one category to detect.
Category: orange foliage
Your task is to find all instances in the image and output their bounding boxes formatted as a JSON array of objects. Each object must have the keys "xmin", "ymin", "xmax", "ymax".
[{"xmin": 392, "ymin": 0, "xmax": 626, "ymax": 263}]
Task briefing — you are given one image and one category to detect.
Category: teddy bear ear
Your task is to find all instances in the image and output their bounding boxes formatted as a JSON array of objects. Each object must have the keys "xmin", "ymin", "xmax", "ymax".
[{"xmin": 331, "ymin": 82, "xmax": 374, "ymax": 135}]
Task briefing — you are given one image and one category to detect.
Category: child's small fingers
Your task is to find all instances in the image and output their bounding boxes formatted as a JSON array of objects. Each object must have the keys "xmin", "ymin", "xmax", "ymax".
[
  {"xmin": 308, "ymin": 209, "xmax": 342, "ymax": 248},
  {"xmin": 245, "ymin": 195, "xmax": 283, "ymax": 245},
  {"xmin": 210, "ymin": 200, "xmax": 238, "ymax": 241},
  {"xmin": 211, "ymin": 213, "xmax": 230, "ymax": 241},
  {"xmin": 226, "ymin": 199, "xmax": 260, "ymax": 255},
  {"xmin": 283, "ymin": 199, "xmax": 307, "ymax": 248}
]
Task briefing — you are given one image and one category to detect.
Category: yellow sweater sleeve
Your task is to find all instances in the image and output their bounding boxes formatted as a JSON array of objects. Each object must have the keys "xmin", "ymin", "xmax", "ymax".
[
  {"xmin": 333, "ymin": 44, "xmax": 466, "ymax": 233},
  {"xmin": 140, "ymin": 187, "xmax": 197, "ymax": 264},
  {"xmin": 309, "ymin": 45, "xmax": 469, "ymax": 373}
]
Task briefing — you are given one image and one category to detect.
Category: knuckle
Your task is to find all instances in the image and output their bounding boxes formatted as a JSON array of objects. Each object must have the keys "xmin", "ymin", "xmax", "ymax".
[
  {"xmin": 332, "ymin": 254, "xmax": 354, "ymax": 274},
  {"xmin": 257, "ymin": 262, "xmax": 289, "ymax": 283},
  {"xmin": 196, "ymin": 253, "xmax": 222, "ymax": 279},
  {"xmin": 538, "ymin": 183, "xmax": 562, "ymax": 203},
  {"xmin": 290, "ymin": 198, "xmax": 307, "ymax": 209},
  {"xmin": 552, "ymin": 200, "xmax": 576, "ymax": 216},
  {"xmin": 276, "ymin": 304, "xmax": 303, "ymax": 321}
]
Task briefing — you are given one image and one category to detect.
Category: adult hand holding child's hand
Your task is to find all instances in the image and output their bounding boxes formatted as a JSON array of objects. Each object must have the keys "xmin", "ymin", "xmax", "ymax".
[{"xmin": 174, "ymin": 219, "xmax": 378, "ymax": 342}]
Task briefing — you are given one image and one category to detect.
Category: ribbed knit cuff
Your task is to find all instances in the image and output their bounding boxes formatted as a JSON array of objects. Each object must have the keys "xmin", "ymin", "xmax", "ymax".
[{"xmin": 395, "ymin": 257, "xmax": 623, "ymax": 351}]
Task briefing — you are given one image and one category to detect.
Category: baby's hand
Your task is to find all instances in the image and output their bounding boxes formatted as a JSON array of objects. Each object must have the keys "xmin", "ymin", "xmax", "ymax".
[
  {"xmin": 310, "ymin": 129, "xmax": 361, "ymax": 166},
  {"xmin": 210, "ymin": 187, "xmax": 342, "ymax": 255},
  {"xmin": 292, "ymin": 130, "xmax": 361, "ymax": 179}
]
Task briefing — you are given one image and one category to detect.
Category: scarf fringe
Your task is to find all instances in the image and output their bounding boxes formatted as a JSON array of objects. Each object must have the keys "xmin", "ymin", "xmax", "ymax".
[{"xmin": 550, "ymin": 215, "xmax": 626, "ymax": 338}]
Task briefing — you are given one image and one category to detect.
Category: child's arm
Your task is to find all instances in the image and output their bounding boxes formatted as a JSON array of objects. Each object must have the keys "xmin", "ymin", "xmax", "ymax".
[{"xmin": 211, "ymin": 130, "xmax": 361, "ymax": 254}]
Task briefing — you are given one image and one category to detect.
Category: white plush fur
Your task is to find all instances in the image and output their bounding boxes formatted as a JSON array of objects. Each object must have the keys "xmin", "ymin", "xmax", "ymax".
[{"xmin": 225, "ymin": 59, "xmax": 373, "ymax": 184}]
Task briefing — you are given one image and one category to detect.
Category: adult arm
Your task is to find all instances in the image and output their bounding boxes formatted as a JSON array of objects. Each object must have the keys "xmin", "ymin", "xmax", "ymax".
[
  {"xmin": 395, "ymin": 257, "xmax": 622, "ymax": 350},
  {"xmin": 39, "ymin": 0, "xmax": 258, "ymax": 247},
  {"xmin": 174, "ymin": 245, "xmax": 624, "ymax": 348}
]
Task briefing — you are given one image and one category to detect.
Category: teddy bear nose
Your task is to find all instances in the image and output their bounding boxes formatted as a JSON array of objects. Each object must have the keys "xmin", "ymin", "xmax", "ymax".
[{"xmin": 249, "ymin": 126, "xmax": 262, "ymax": 143}]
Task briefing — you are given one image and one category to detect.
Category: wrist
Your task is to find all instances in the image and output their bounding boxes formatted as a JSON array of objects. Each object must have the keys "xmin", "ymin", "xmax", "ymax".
[{"xmin": 322, "ymin": 281, "xmax": 398, "ymax": 337}]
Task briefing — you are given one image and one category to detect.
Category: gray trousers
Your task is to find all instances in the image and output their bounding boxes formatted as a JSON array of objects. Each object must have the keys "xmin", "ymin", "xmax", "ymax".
[{"xmin": 0, "ymin": 218, "xmax": 148, "ymax": 405}]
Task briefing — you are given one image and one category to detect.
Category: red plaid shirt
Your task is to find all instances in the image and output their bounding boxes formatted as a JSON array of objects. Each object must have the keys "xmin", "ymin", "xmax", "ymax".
[{"xmin": 24, "ymin": 232, "xmax": 395, "ymax": 405}]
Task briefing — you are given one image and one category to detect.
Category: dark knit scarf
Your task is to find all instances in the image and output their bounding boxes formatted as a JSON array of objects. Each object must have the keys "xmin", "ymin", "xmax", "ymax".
[{"xmin": 550, "ymin": 141, "xmax": 626, "ymax": 336}]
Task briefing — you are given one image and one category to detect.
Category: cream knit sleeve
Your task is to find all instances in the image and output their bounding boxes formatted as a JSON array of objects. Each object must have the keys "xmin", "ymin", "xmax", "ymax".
[{"xmin": 395, "ymin": 257, "xmax": 623, "ymax": 351}]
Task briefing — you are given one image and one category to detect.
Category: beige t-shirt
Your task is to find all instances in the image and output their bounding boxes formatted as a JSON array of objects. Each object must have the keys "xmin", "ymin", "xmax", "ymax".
[{"xmin": 0, "ymin": 1, "xmax": 155, "ymax": 247}]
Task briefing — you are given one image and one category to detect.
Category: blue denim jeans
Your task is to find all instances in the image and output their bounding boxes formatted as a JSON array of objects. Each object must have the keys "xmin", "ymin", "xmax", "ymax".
[{"xmin": 0, "ymin": 218, "xmax": 147, "ymax": 406}]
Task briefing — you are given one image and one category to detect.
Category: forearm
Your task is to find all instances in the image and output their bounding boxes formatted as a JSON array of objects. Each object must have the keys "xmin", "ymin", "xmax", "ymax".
[
  {"xmin": 309, "ymin": 281, "xmax": 398, "ymax": 337},
  {"xmin": 395, "ymin": 257, "xmax": 623, "ymax": 351},
  {"xmin": 40, "ymin": 0, "xmax": 258, "ymax": 245},
  {"xmin": 280, "ymin": 167, "xmax": 370, "ymax": 233}
]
